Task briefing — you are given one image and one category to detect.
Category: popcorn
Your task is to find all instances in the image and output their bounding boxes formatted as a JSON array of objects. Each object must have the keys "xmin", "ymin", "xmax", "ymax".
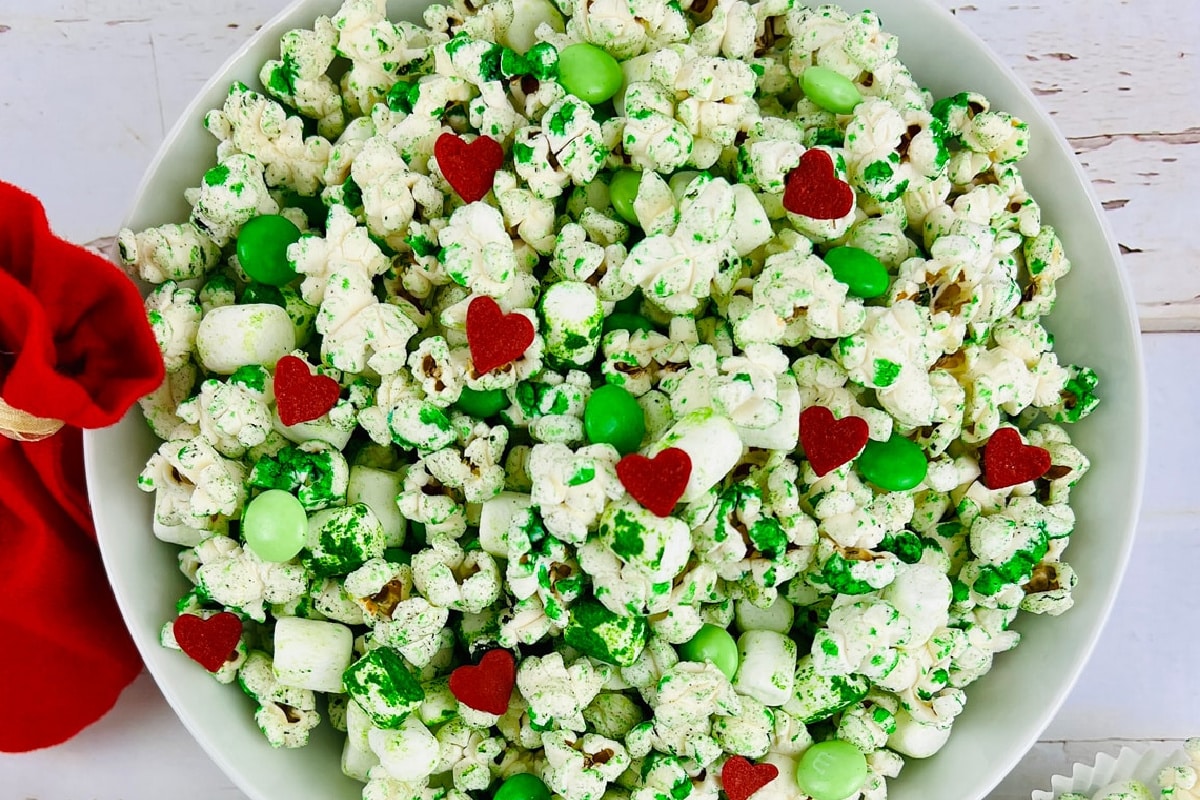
[
  {"xmin": 138, "ymin": 436, "xmax": 246, "ymax": 532},
  {"xmin": 133, "ymin": 0, "xmax": 1099, "ymax": 793},
  {"xmin": 543, "ymin": 730, "xmax": 631, "ymax": 800},
  {"xmin": 193, "ymin": 535, "xmax": 307, "ymax": 622},
  {"xmin": 528, "ymin": 442, "xmax": 625, "ymax": 544},
  {"xmin": 238, "ymin": 651, "xmax": 322, "ymax": 748},
  {"xmin": 118, "ymin": 222, "xmax": 220, "ymax": 284},
  {"xmin": 342, "ymin": 646, "xmax": 426, "ymax": 728},
  {"xmin": 249, "ymin": 442, "xmax": 350, "ymax": 511},
  {"xmin": 186, "ymin": 154, "xmax": 280, "ymax": 247},
  {"xmin": 145, "ymin": 281, "xmax": 202, "ymax": 373},
  {"xmin": 204, "ymin": 83, "xmax": 332, "ymax": 196},
  {"xmin": 303, "ymin": 503, "xmax": 388, "ymax": 578},
  {"xmin": 516, "ymin": 652, "xmax": 607, "ymax": 731},
  {"xmin": 441, "ymin": 202, "xmax": 520, "ymax": 297}
]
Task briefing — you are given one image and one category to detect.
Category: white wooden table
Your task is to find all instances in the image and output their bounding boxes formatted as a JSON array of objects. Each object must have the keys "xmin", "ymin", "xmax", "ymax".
[{"xmin": 0, "ymin": 0, "xmax": 1196, "ymax": 797}]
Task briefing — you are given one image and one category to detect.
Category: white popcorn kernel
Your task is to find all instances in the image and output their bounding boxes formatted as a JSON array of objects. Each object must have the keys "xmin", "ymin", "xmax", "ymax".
[{"xmin": 272, "ymin": 617, "xmax": 354, "ymax": 693}]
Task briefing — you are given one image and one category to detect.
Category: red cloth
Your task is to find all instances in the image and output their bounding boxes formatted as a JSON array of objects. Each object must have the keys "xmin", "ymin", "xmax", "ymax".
[{"xmin": 0, "ymin": 181, "xmax": 165, "ymax": 752}]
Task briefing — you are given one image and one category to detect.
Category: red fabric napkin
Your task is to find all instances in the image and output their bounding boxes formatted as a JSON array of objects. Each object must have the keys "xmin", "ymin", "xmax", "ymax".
[{"xmin": 0, "ymin": 181, "xmax": 165, "ymax": 752}]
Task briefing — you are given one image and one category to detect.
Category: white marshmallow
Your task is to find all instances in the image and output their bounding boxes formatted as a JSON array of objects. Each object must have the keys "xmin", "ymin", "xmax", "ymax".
[
  {"xmin": 651, "ymin": 410, "xmax": 743, "ymax": 503},
  {"xmin": 273, "ymin": 616, "xmax": 354, "ymax": 693},
  {"xmin": 479, "ymin": 491, "xmax": 532, "ymax": 557},
  {"xmin": 347, "ymin": 465, "xmax": 407, "ymax": 548},
  {"xmin": 733, "ymin": 630, "xmax": 797, "ymax": 707},
  {"xmin": 195, "ymin": 303, "xmax": 295, "ymax": 374}
]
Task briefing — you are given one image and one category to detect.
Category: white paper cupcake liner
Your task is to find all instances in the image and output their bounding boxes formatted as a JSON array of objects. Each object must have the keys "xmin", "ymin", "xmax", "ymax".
[{"xmin": 1031, "ymin": 745, "xmax": 1192, "ymax": 800}]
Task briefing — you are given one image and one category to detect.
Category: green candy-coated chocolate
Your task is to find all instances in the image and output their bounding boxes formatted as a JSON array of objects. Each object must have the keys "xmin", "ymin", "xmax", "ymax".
[
  {"xmin": 602, "ymin": 313, "xmax": 655, "ymax": 334},
  {"xmin": 609, "ymin": 169, "xmax": 642, "ymax": 226},
  {"xmin": 242, "ymin": 489, "xmax": 307, "ymax": 562},
  {"xmin": 455, "ymin": 386, "xmax": 509, "ymax": 418},
  {"xmin": 677, "ymin": 623, "xmax": 738, "ymax": 681},
  {"xmin": 584, "ymin": 384, "xmax": 645, "ymax": 455},
  {"xmin": 856, "ymin": 434, "xmax": 928, "ymax": 491},
  {"xmin": 801, "ymin": 66, "xmax": 864, "ymax": 115},
  {"xmin": 612, "ymin": 292, "xmax": 643, "ymax": 316},
  {"xmin": 824, "ymin": 246, "xmax": 890, "ymax": 299},
  {"xmin": 236, "ymin": 214, "xmax": 302, "ymax": 287},
  {"xmin": 241, "ymin": 281, "xmax": 286, "ymax": 307},
  {"xmin": 556, "ymin": 43, "xmax": 623, "ymax": 104},
  {"xmin": 795, "ymin": 740, "xmax": 869, "ymax": 800},
  {"xmin": 493, "ymin": 773, "xmax": 552, "ymax": 800}
]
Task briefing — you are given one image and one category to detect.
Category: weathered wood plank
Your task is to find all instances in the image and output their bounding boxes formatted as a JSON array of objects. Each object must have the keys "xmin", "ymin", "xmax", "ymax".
[{"xmin": 1, "ymin": 0, "xmax": 1196, "ymax": 326}]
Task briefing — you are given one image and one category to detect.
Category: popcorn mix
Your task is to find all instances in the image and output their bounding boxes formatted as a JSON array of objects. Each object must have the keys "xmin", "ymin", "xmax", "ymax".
[{"xmin": 126, "ymin": 1, "xmax": 1100, "ymax": 799}]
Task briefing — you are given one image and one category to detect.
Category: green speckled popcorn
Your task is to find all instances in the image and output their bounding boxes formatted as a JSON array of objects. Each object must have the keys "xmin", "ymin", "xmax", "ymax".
[
  {"xmin": 342, "ymin": 646, "xmax": 426, "ymax": 729},
  {"xmin": 129, "ymin": 0, "xmax": 1099, "ymax": 794},
  {"xmin": 564, "ymin": 601, "xmax": 649, "ymax": 667}
]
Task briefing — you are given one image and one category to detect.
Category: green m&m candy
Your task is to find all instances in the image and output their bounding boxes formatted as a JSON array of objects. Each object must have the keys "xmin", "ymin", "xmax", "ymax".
[
  {"xmin": 856, "ymin": 434, "xmax": 928, "ymax": 491},
  {"xmin": 824, "ymin": 246, "xmax": 890, "ymax": 299},
  {"xmin": 584, "ymin": 384, "xmax": 645, "ymax": 455},
  {"xmin": 795, "ymin": 740, "xmax": 869, "ymax": 800},
  {"xmin": 609, "ymin": 169, "xmax": 642, "ymax": 226},
  {"xmin": 493, "ymin": 773, "xmax": 552, "ymax": 800},
  {"xmin": 236, "ymin": 214, "xmax": 303, "ymax": 286},
  {"xmin": 677, "ymin": 623, "xmax": 738, "ymax": 681},
  {"xmin": 556, "ymin": 43, "xmax": 623, "ymax": 104},
  {"xmin": 801, "ymin": 66, "xmax": 864, "ymax": 115},
  {"xmin": 242, "ymin": 489, "xmax": 308, "ymax": 562},
  {"xmin": 455, "ymin": 386, "xmax": 509, "ymax": 419},
  {"xmin": 602, "ymin": 313, "xmax": 655, "ymax": 335}
]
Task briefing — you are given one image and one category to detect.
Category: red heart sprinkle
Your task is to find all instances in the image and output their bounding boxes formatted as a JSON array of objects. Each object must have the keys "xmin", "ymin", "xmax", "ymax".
[
  {"xmin": 981, "ymin": 427, "xmax": 1052, "ymax": 489},
  {"xmin": 800, "ymin": 406, "xmax": 870, "ymax": 478},
  {"xmin": 722, "ymin": 756, "xmax": 780, "ymax": 800},
  {"xmin": 435, "ymin": 133, "xmax": 504, "ymax": 204},
  {"xmin": 466, "ymin": 296, "xmax": 535, "ymax": 375},
  {"xmin": 173, "ymin": 612, "xmax": 243, "ymax": 673},
  {"xmin": 274, "ymin": 355, "xmax": 341, "ymax": 427},
  {"xmin": 616, "ymin": 447, "xmax": 692, "ymax": 517},
  {"xmin": 449, "ymin": 649, "xmax": 516, "ymax": 715},
  {"xmin": 783, "ymin": 148, "xmax": 856, "ymax": 220}
]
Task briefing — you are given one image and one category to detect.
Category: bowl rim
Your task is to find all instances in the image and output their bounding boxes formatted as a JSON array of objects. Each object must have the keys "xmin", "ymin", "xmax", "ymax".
[{"xmin": 87, "ymin": 1, "xmax": 1149, "ymax": 798}]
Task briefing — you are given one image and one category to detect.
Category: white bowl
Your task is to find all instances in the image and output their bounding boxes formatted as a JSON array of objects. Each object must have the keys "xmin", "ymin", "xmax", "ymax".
[{"xmin": 86, "ymin": 2, "xmax": 1148, "ymax": 800}]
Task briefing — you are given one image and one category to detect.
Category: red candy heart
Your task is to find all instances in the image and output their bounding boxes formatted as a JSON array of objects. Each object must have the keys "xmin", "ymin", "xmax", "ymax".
[
  {"xmin": 616, "ymin": 447, "xmax": 692, "ymax": 517},
  {"xmin": 800, "ymin": 406, "xmax": 870, "ymax": 477},
  {"xmin": 449, "ymin": 649, "xmax": 516, "ymax": 715},
  {"xmin": 435, "ymin": 133, "xmax": 504, "ymax": 204},
  {"xmin": 783, "ymin": 148, "xmax": 856, "ymax": 220},
  {"xmin": 981, "ymin": 426, "xmax": 1052, "ymax": 489},
  {"xmin": 466, "ymin": 296, "xmax": 535, "ymax": 375},
  {"xmin": 274, "ymin": 355, "xmax": 341, "ymax": 427},
  {"xmin": 722, "ymin": 756, "xmax": 780, "ymax": 800},
  {"xmin": 173, "ymin": 612, "xmax": 243, "ymax": 673}
]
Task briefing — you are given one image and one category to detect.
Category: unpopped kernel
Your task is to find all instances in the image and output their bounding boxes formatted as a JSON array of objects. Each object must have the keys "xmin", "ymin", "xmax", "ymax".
[{"xmin": 126, "ymin": 0, "xmax": 1100, "ymax": 797}]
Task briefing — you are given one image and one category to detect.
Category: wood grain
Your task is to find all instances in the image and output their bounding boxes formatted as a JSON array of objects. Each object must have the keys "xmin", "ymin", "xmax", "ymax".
[{"xmin": 1, "ymin": 0, "xmax": 1195, "ymax": 326}]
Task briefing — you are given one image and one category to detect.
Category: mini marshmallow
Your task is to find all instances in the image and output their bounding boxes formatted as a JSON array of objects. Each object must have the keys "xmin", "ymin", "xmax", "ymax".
[
  {"xmin": 369, "ymin": 715, "xmax": 442, "ymax": 783},
  {"xmin": 273, "ymin": 616, "xmax": 354, "ymax": 693},
  {"xmin": 196, "ymin": 303, "xmax": 297, "ymax": 375},
  {"xmin": 733, "ymin": 630, "xmax": 797, "ymax": 707},
  {"xmin": 649, "ymin": 409, "xmax": 744, "ymax": 503}
]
